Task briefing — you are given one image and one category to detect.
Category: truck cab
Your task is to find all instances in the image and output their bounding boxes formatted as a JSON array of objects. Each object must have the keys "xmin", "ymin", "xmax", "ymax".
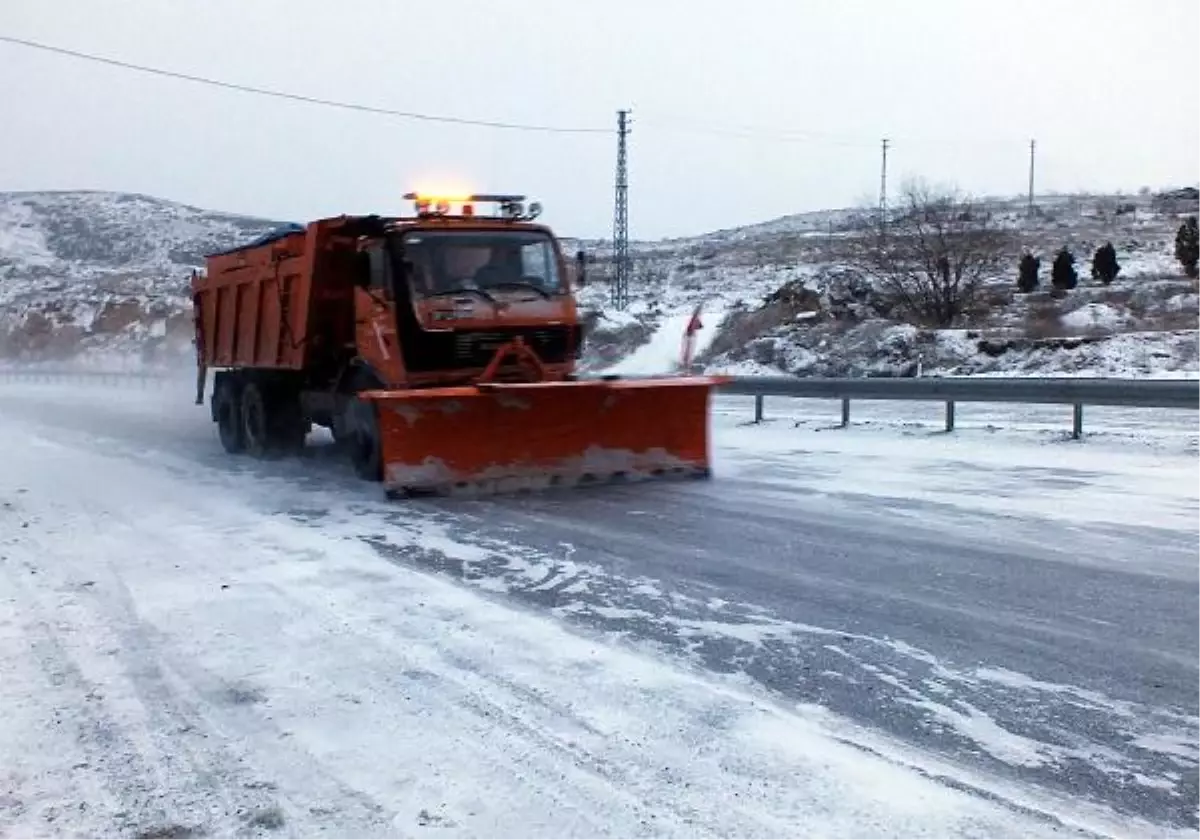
[{"xmin": 352, "ymin": 194, "xmax": 583, "ymax": 390}]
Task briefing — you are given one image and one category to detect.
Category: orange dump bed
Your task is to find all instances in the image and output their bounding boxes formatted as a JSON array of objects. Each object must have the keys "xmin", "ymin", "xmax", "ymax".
[{"xmin": 194, "ymin": 222, "xmax": 357, "ymax": 371}]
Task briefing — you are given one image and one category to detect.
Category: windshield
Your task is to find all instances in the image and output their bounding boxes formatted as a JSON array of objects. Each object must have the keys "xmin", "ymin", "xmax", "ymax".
[{"xmin": 396, "ymin": 230, "xmax": 563, "ymax": 297}]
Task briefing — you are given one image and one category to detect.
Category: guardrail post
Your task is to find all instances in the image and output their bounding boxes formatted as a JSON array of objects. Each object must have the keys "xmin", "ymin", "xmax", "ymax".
[
  {"xmin": 840, "ymin": 398, "xmax": 850, "ymax": 428},
  {"xmin": 754, "ymin": 394, "xmax": 764, "ymax": 424},
  {"xmin": 1072, "ymin": 403, "xmax": 1084, "ymax": 440},
  {"xmin": 945, "ymin": 401, "xmax": 956, "ymax": 432}
]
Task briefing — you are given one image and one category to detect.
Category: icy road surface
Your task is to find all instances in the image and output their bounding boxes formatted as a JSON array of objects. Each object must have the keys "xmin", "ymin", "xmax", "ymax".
[{"xmin": 0, "ymin": 378, "xmax": 1196, "ymax": 838}]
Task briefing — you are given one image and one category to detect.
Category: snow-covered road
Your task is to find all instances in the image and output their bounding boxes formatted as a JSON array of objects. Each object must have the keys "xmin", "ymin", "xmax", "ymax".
[{"xmin": 0, "ymin": 378, "xmax": 1196, "ymax": 838}]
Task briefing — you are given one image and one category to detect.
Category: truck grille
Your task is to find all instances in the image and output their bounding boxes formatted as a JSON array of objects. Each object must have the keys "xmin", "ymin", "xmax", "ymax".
[{"xmin": 451, "ymin": 328, "xmax": 573, "ymax": 368}]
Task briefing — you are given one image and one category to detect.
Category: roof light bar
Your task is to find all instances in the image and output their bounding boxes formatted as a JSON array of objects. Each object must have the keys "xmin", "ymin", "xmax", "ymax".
[{"xmin": 402, "ymin": 192, "xmax": 541, "ymax": 221}]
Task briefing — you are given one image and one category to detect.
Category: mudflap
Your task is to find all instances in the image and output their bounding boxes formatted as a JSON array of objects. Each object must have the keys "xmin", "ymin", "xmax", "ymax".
[{"xmin": 361, "ymin": 377, "xmax": 724, "ymax": 497}]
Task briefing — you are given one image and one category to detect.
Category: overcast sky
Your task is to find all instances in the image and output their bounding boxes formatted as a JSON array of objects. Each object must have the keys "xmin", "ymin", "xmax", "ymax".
[{"xmin": 1, "ymin": 0, "xmax": 1196, "ymax": 239}]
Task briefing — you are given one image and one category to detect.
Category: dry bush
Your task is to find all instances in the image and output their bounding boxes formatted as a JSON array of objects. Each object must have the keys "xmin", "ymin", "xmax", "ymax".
[{"xmin": 845, "ymin": 181, "xmax": 1014, "ymax": 327}]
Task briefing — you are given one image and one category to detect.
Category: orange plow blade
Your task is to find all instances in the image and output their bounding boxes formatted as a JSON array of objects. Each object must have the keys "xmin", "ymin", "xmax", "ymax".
[{"xmin": 364, "ymin": 377, "xmax": 724, "ymax": 496}]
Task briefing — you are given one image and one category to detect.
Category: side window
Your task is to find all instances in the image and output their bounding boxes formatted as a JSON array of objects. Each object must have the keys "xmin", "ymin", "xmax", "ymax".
[
  {"xmin": 520, "ymin": 242, "xmax": 553, "ymax": 288},
  {"xmin": 366, "ymin": 247, "xmax": 391, "ymax": 291}
]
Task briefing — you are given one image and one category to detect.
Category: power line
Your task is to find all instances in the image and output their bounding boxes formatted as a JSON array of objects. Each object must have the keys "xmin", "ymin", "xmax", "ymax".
[
  {"xmin": 637, "ymin": 116, "xmax": 874, "ymax": 148},
  {"xmin": 2, "ymin": 34, "xmax": 1043, "ymax": 152},
  {"xmin": 0, "ymin": 34, "xmax": 611, "ymax": 135},
  {"xmin": 639, "ymin": 113, "xmax": 1039, "ymax": 151}
]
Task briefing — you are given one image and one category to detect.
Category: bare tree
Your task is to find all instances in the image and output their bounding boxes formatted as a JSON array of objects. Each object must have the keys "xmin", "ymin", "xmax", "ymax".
[
  {"xmin": 631, "ymin": 254, "xmax": 669, "ymax": 285},
  {"xmin": 847, "ymin": 181, "xmax": 1013, "ymax": 327}
]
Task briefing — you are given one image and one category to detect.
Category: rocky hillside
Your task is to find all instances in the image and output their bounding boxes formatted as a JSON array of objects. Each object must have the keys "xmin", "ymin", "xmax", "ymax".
[
  {"xmin": 0, "ymin": 191, "xmax": 287, "ymax": 367},
  {"xmin": 573, "ymin": 191, "xmax": 1200, "ymax": 378},
  {"xmin": 0, "ymin": 189, "xmax": 1196, "ymax": 377}
]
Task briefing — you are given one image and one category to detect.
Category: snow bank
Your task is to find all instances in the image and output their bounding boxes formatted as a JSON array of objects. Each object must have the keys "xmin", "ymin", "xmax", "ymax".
[
  {"xmin": 706, "ymin": 358, "xmax": 791, "ymax": 377},
  {"xmin": 1061, "ymin": 302, "xmax": 1126, "ymax": 331},
  {"xmin": 710, "ymin": 396, "xmax": 1198, "ymax": 533},
  {"xmin": 604, "ymin": 307, "xmax": 726, "ymax": 375}
]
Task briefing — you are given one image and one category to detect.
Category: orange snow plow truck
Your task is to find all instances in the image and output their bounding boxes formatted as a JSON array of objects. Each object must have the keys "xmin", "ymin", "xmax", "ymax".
[{"xmin": 191, "ymin": 193, "xmax": 723, "ymax": 497}]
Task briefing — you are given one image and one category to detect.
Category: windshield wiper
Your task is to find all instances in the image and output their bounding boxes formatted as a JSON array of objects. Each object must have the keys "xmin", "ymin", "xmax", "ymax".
[
  {"xmin": 426, "ymin": 287, "xmax": 497, "ymax": 303},
  {"xmin": 482, "ymin": 280, "xmax": 553, "ymax": 299}
]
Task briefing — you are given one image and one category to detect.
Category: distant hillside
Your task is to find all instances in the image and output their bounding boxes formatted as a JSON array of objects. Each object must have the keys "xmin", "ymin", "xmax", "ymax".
[
  {"xmin": 0, "ymin": 188, "xmax": 1196, "ymax": 377},
  {"xmin": 0, "ymin": 191, "xmax": 287, "ymax": 366},
  {"xmin": 575, "ymin": 190, "xmax": 1200, "ymax": 378}
]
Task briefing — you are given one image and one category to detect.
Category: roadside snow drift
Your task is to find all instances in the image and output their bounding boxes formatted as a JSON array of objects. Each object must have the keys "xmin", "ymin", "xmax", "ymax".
[{"xmin": 604, "ymin": 308, "xmax": 725, "ymax": 375}]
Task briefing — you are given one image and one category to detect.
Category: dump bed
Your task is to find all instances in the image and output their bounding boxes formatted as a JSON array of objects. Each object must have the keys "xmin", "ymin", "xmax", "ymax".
[
  {"xmin": 195, "ymin": 218, "xmax": 366, "ymax": 373},
  {"xmin": 193, "ymin": 224, "xmax": 321, "ymax": 370}
]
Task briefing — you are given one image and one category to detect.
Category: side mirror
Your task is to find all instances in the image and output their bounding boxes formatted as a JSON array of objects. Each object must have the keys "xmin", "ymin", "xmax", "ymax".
[{"xmin": 575, "ymin": 250, "xmax": 588, "ymax": 287}]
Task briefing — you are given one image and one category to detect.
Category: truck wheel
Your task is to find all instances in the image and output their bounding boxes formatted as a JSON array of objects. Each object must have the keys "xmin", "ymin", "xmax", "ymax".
[
  {"xmin": 330, "ymin": 410, "xmax": 353, "ymax": 450},
  {"xmin": 347, "ymin": 398, "xmax": 383, "ymax": 482},
  {"xmin": 215, "ymin": 382, "xmax": 244, "ymax": 454},
  {"xmin": 241, "ymin": 382, "xmax": 273, "ymax": 458},
  {"xmin": 277, "ymin": 417, "xmax": 308, "ymax": 455}
]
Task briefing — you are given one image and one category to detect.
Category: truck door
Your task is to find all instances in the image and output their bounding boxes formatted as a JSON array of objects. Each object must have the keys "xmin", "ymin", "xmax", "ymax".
[{"xmin": 354, "ymin": 245, "xmax": 406, "ymax": 386}]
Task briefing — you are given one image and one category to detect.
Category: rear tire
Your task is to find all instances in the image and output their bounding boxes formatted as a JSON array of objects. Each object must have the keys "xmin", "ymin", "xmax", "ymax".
[
  {"xmin": 215, "ymin": 381, "xmax": 244, "ymax": 454},
  {"xmin": 270, "ymin": 390, "xmax": 308, "ymax": 455},
  {"xmin": 240, "ymin": 381, "xmax": 309, "ymax": 459},
  {"xmin": 347, "ymin": 398, "xmax": 383, "ymax": 482},
  {"xmin": 241, "ymin": 382, "xmax": 272, "ymax": 458}
]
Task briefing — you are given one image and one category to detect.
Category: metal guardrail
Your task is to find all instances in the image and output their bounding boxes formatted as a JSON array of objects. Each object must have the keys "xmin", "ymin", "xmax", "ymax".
[
  {"xmin": 2, "ymin": 368, "xmax": 1196, "ymax": 439},
  {"xmin": 719, "ymin": 376, "xmax": 1199, "ymax": 438},
  {"xmin": 0, "ymin": 368, "xmax": 172, "ymax": 388}
]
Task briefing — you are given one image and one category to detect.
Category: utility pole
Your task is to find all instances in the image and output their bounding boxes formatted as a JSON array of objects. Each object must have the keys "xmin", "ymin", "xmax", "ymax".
[
  {"xmin": 611, "ymin": 109, "xmax": 631, "ymax": 310},
  {"xmin": 1027, "ymin": 138, "xmax": 1036, "ymax": 218},
  {"xmin": 879, "ymin": 137, "xmax": 889, "ymax": 235}
]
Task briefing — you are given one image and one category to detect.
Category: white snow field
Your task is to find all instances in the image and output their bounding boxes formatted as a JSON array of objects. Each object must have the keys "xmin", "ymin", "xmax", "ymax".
[
  {"xmin": 710, "ymin": 394, "xmax": 1199, "ymax": 535},
  {"xmin": 0, "ymin": 375, "xmax": 1197, "ymax": 838}
]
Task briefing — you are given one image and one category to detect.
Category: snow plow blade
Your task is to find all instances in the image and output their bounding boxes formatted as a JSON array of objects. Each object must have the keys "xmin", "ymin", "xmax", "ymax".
[{"xmin": 364, "ymin": 377, "xmax": 725, "ymax": 497}]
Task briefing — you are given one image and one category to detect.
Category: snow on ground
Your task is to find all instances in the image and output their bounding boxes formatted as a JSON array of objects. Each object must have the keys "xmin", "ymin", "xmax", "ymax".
[
  {"xmin": 1118, "ymin": 246, "xmax": 1188, "ymax": 280},
  {"xmin": 2, "ymin": 379, "xmax": 1200, "ymax": 835},
  {"xmin": 929, "ymin": 328, "xmax": 1199, "ymax": 378},
  {"xmin": 959, "ymin": 368, "xmax": 1200, "ymax": 380},
  {"xmin": 710, "ymin": 394, "xmax": 1197, "ymax": 535},
  {"xmin": 603, "ymin": 307, "xmax": 726, "ymax": 375},
  {"xmin": 0, "ymin": 380, "xmax": 1129, "ymax": 840},
  {"xmin": 1061, "ymin": 303, "xmax": 1128, "ymax": 332},
  {"xmin": 707, "ymin": 358, "xmax": 793, "ymax": 377},
  {"xmin": 0, "ymin": 200, "xmax": 54, "ymax": 267}
]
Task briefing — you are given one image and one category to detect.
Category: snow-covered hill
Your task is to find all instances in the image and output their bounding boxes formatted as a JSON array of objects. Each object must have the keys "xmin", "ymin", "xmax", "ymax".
[
  {"xmin": 0, "ymin": 189, "xmax": 1196, "ymax": 377},
  {"xmin": 574, "ymin": 191, "xmax": 1200, "ymax": 378},
  {"xmin": 0, "ymin": 191, "xmax": 288, "ymax": 366}
]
